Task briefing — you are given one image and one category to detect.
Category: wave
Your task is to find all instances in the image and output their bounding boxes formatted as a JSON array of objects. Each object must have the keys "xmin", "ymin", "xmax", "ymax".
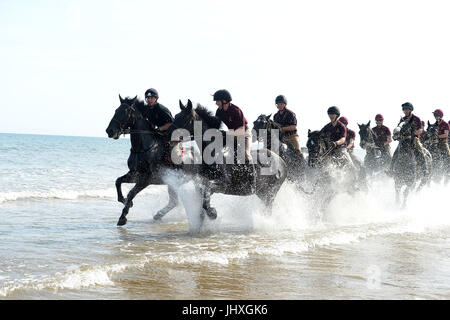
[
  {"xmin": 0, "ymin": 263, "xmax": 129, "ymax": 297},
  {"xmin": 0, "ymin": 221, "xmax": 439, "ymax": 297},
  {"xmin": 0, "ymin": 187, "xmax": 164, "ymax": 204},
  {"xmin": 1, "ymin": 175, "xmax": 448, "ymax": 297}
]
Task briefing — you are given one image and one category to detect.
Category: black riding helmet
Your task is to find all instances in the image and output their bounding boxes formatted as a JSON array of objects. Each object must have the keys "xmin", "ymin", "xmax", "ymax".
[
  {"xmin": 402, "ymin": 102, "xmax": 414, "ymax": 111},
  {"xmin": 327, "ymin": 106, "xmax": 340, "ymax": 116},
  {"xmin": 145, "ymin": 88, "xmax": 159, "ymax": 99},
  {"xmin": 213, "ymin": 89, "xmax": 232, "ymax": 102},
  {"xmin": 275, "ymin": 95, "xmax": 287, "ymax": 105}
]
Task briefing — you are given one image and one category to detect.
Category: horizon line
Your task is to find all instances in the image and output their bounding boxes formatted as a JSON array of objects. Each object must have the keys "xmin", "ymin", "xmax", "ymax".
[{"xmin": 0, "ymin": 131, "xmax": 109, "ymax": 139}]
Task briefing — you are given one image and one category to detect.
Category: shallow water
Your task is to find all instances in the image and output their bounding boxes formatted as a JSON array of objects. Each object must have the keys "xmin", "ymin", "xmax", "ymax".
[{"xmin": 0, "ymin": 133, "xmax": 449, "ymax": 299}]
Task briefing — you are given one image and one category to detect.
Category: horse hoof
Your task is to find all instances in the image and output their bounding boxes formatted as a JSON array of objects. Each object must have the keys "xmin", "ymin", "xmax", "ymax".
[
  {"xmin": 153, "ymin": 212, "xmax": 163, "ymax": 221},
  {"xmin": 117, "ymin": 217, "xmax": 127, "ymax": 226}
]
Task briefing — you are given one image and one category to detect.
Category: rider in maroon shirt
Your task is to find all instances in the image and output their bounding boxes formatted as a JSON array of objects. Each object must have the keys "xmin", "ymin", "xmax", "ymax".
[{"xmin": 372, "ymin": 114, "xmax": 392, "ymax": 163}]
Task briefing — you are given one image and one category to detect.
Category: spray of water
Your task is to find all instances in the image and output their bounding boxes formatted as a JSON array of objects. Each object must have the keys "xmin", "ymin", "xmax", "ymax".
[{"xmin": 163, "ymin": 170, "xmax": 449, "ymax": 237}]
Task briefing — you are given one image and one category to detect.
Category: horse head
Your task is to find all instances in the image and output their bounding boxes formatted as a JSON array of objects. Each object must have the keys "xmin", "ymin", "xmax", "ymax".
[
  {"xmin": 358, "ymin": 121, "xmax": 374, "ymax": 149},
  {"xmin": 106, "ymin": 95, "xmax": 141, "ymax": 139},
  {"xmin": 306, "ymin": 129, "xmax": 326, "ymax": 167},
  {"xmin": 423, "ymin": 121, "xmax": 439, "ymax": 147},
  {"xmin": 168, "ymin": 100, "xmax": 221, "ymax": 139},
  {"xmin": 252, "ymin": 114, "xmax": 272, "ymax": 142},
  {"xmin": 393, "ymin": 118, "xmax": 413, "ymax": 143}
]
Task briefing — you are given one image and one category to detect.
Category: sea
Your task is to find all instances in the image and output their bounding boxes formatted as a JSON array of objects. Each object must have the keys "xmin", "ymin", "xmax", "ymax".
[{"xmin": 0, "ymin": 132, "xmax": 449, "ymax": 300}]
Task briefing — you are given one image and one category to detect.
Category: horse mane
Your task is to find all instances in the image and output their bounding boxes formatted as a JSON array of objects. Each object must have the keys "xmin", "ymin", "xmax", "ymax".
[
  {"xmin": 265, "ymin": 115, "xmax": 282, "ymax": 130},
  {"xmin": 308, "ymin": 130, "xmax": 321, "ymax": 138},
  {"xmin": 194, "ymin": 104, "xmax": 222, "ymax": 129}
]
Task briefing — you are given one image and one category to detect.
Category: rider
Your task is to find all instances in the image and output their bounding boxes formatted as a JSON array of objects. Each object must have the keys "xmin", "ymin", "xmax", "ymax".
[
  {"xmin": 372, "ymin": 114, "xmax": 392, "ymax": 164},
  {"xmin": 432, "ymin": 108, "xmax": 450, "ymax": 162},
  {"xmin": 319, "ymin": 106, "xmax": 355, "ymax": 168},
  {"xmin": 213, "ymin": 89, "xmax": 255, "ymax": 191},
  {"xmin": 389, "ymin": 102, "xmax": 428, "ymax": 176},
  {"xmin": 141, "ymin": 88, "xmax": 174, "ymax": 132},
  {"xmin": 214, "ymin": 89, "xmax": 252, "ymax": 163},
  {"xmin": 339, "ymin": 116, "xmax": 362, "ymax": 169},
  {"xmin": 273, "ymin": 95, "xmax": 307, "ymax": 166}
]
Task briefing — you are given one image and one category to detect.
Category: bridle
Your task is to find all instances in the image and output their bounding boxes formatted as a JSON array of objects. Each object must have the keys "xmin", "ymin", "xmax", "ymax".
[
  {"xmin": 112, "ymin": 102, "xmax": 157, "ymax": 136},
  {"xmin": 253, "ymin": 115, "xmax": 283, "ymax": 142},
  {"xmin": 396, "ymin": 119, "xmax": 414, "ymax": 142},
  {"xmin": 360, "ymin": 125, "xmax": 378, "ymax": 150},
  {"xmin": 423, "ymin": 123, "xmax": 439, "ymax": 146}
]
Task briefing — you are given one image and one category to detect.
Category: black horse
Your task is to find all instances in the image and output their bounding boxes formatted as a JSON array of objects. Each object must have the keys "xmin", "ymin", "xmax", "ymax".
[
  {"xmin": 358, "ymin": 121, "xmax": 390, "ymax": 176},
  {"xmin": 105, "ymin": 95, "xmax": 196, "ymax": 226},
  {"xmin": 166, "ymin": 100, "xmax": 288, "ymax": 219},
  {"xmin": 423, "ymin": 121, "xmax": 449, "ymax": 185},
  {"xmin": 305, "ymin": 130, "xmax": 350, "ymax": 214},
  {"xmin": 252, "ymin": 114, "xmax": 307, "ymax": 185},
  {"xmin": 306, "ymin": 129, "xmax": 363, "ymax": 199},
  {"xmin": 391, "ymin": 118, "xmax": 432, "ymax": 207}
]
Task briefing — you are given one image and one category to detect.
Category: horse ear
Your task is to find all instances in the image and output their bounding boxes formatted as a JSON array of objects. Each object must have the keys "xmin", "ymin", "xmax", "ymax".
[
  {"xmin": 186, "ymin": 99, "xmax": 193, "ymax": 111},
  {"xmin": 179, "ymin": 99, "xmax": 185, "ymax": 110},
  {"xmin": 131, "ymin": 95, "xmax": 137, "ymax": 106},
  {"xmin": 427, "ymin": 120, "xmax": 430, "ymax": 126},
  {"xmin": 358, "ymin": 123, "xmax": 361, "ymax": 128},
  {"xmin": 367, "ymin": 120, "xmax": 371, "ymax": 126},
  {"xmin": 119, "ymin": 94, "xmax": 124, "ymax": 103},
  {"xmin": 268, "ymin": 113, "xmax": 272, "ymax": 119},
  {"xmin": 308, "ymin": 129, "xmax": 311, "ymax": 135}
]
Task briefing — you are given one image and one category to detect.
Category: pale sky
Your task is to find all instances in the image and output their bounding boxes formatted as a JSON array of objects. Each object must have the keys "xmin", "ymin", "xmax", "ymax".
[{"xmin": 1, "ymin": 0, "xmax": 450, "ymax": 143}]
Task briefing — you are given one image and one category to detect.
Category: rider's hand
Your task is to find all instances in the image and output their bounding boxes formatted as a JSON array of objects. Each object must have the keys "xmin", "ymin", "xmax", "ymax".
[{"xmin": 332, "ymin": 141, "xmax": 338, "ymax": 148}]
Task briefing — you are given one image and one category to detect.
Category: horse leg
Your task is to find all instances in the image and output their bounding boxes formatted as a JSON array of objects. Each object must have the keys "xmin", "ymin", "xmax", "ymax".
[
  {"xmin": 402, "ymin": 185, "xmax": 412, "ymax": 209},
  {"xmin": 117, "ymin": 173, "xmax": 151, "ymax": 226},
  {"xmin": 200, "ymin": 184, "xmax": 217, "ymax": 220},
  {"xmin": 153, "ymin": 185, "xmax": 179, "ymax": 221},
  {"xmin": 260, "ymin": 192, "xmax": 276, "ymax": 215},
  {"xmin": 116, "ymin": 171, "xmax": 138, "ymax": 204}
]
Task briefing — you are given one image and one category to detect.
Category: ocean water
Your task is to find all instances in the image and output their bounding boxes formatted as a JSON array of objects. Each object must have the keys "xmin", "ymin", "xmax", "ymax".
[{"xmin": 0, "ymin": 132, "xmax": 449, "ymax": 299}]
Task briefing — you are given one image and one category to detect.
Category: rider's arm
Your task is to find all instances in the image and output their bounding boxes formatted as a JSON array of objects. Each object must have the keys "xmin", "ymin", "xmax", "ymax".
[
  {"xmin": 385, "ymin": 134, "xmax": 392, "ymax": 145},
  {"xmin": 282, "ymin": 125, "xmax": 297, "ymax": 132},
  {"xmin": 280, "ymin": 111, "xmax": 297, "ymax": 132},
  {"xmin": 438, "ymin": 129, "xmax": 449, "ymax": 139},
  {"xmin": 347, "ymin": 138, "xmax": 354, "ymax": 149},
  {"xmin": 334, "ymin": 137, "xmax": 346, "ymax": 147}
]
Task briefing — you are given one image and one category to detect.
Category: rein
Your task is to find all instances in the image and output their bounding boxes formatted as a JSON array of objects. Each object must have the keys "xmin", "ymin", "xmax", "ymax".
[{"xmin": 317, "ymin": 144, "xmax": 336, "ymax": 163}]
